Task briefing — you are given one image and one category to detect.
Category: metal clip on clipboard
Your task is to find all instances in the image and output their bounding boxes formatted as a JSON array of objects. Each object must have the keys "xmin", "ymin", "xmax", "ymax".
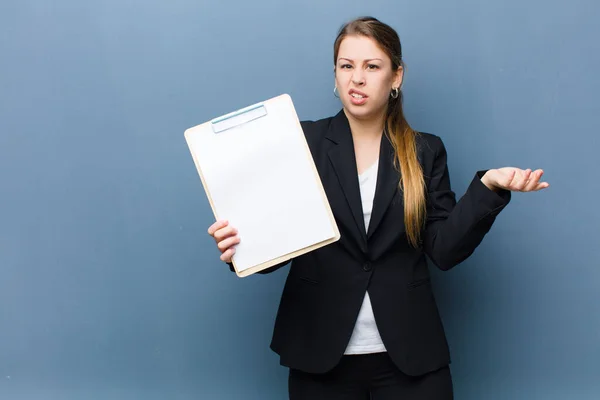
[{"xmin": 211, "ymin": 103, "xmax": 268, "ymax": 133}]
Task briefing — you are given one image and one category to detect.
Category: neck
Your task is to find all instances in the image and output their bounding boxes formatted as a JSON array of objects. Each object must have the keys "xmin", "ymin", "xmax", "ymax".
[{"xmin": 343, "ymin": 108, "xmax": 386, "ymax": 142}]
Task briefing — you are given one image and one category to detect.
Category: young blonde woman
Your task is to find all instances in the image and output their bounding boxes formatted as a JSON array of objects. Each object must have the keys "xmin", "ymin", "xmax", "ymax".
[{"xmin": 208, "ymin": 16, "xmax": 548, "ymax": 400}]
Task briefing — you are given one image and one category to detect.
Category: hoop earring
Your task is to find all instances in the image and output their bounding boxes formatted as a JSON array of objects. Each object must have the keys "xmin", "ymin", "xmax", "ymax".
[
  {"xmin": 333, "ymin": 86, "xmax": 339, "ymax": 98},
  {"xmin": 391, "ymin": 87, "xmax": 399, "ymax": 99}
]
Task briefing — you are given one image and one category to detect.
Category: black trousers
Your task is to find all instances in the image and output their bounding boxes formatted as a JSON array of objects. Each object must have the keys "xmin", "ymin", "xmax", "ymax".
[{"xmin": 288, "ymin": 353, "xmax": 453, "ymax": 400}]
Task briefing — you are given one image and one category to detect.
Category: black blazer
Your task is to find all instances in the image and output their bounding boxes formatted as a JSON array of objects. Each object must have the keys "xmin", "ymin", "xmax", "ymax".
[{"xmin": 234, "ymin": 110, "xmax": 511, "ymax": 376}]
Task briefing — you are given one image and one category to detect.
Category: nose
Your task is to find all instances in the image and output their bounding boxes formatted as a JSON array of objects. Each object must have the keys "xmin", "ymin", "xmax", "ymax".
[{"xmin": 351, "ymin": 70, "xmax": 365, "ymax": 86}]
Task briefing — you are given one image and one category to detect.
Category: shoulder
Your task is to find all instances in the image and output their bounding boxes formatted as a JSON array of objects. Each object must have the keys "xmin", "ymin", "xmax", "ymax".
[
  {"xmin": 413, "ymin": 131, "xmax": 452, "ymax": 176},
  {"xmin": 300, "ymin": 116, "xmax": 333, "ymax": 135},
  {"xmin": 415, "ymin": 131, "xmax": 448, "ymax": 159},
  {"xmin": 415, "ymin": 131, "xmax": 444, "ymax": 151},
  {"xmin": 299, "ymin": 115, "xmax": 334, "ymax": 146}
]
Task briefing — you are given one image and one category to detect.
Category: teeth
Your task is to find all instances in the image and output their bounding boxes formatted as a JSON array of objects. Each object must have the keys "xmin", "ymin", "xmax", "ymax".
[{"xmin": 351, "ymin": 93, "xmax": 364, "ymax": 99}]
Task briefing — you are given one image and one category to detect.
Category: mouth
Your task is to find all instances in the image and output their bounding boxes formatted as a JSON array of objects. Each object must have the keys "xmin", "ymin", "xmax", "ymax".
[
  {"xmin": 349, "ymin": 89, "xmax": 368, "ymax": 99},
  {"xmin": 348, "ymin": 89, "xmax": 368, "ymax": 105}
]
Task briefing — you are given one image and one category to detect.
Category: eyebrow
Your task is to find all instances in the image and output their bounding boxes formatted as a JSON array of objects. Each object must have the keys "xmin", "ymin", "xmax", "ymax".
[{"xmin": 338, "ymin": 58, "xmax": 384, "ymax": 63}]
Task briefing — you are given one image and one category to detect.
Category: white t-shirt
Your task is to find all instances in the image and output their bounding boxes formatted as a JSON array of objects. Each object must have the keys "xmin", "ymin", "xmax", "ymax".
[{"xmin": 344, "ymin": 159, "xmax": 387, "ymax": 355}]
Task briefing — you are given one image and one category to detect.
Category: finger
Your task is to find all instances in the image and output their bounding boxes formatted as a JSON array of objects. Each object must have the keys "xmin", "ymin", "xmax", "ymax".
[
  {"xmin": 208, "ymin": 220, "xmax": 228, "ymax": 237},
  {"xmin": 213, "ymin": 225, "xmax": 238, "ymax": 242},
  {"xmin": 217, "ymin": 235, "xmax": 241, "ymax": 252},
  {"xmin": 502, "ymin": 169, "xmax": 517, "ymax": 190},
  {"xmin": 514, "ymin": 169, "xmax": 532, "ymax": 191},
  {"xmin": 511, "ymin": 169, "xmax": 531, "ymax": 192},
  {"xmin": 532, "ymin": 179, "xmax": 550, "ymax": 191},
  {"xmin": 220, "ymin": 248, "xmax": 236, "ymax": 263},
  {"xmin": 523, "ymin": 169, "xmax": 543, "ymax": 191}
]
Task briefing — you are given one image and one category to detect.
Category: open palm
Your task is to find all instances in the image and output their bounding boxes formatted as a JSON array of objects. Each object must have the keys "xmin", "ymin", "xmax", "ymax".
[{"xmin": 484, "ymin": 167, "xmax": 549, "ymax": 192}]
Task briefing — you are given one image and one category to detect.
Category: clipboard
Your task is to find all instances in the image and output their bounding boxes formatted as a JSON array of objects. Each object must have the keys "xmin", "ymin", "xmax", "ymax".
[{"xmin": 184, "ymin": 94, "xmax": 340, "ymax": 277}]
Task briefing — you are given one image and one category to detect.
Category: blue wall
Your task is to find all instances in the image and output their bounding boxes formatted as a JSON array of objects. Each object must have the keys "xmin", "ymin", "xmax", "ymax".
[{"xmin": 1, "ymin": 1, "xmax": 598, "ymax": 398}]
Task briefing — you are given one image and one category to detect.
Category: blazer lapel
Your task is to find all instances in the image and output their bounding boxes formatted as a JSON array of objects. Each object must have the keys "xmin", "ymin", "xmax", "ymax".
[
  {"xmin": 367, "ymin": 131, "xmax": 402, "ymax": 239},
  {"xmin": 326, "ymin": 111, "xmax": 368, "ymax": 244}
]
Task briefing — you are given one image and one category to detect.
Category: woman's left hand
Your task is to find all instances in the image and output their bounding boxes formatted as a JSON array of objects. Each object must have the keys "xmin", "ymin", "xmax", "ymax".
[{"xmin": 481, "ymin": 167, "xmax": 550, "ymax": 192}]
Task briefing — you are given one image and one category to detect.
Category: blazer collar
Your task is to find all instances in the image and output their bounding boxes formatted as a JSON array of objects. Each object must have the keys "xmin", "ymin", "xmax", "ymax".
[
  {"xmin": 325, "ymin": 110, "xmax": 401, "ymax": 246},
  {"xmin": 368, "ymin": 129, "xmax": 401, "ymax": 240}
]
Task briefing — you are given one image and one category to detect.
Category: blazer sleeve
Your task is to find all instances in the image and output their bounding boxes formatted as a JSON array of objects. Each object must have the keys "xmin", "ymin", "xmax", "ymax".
[{"xmin": 423, "ymin": 136, "xmax": 511, "ymax": 271}]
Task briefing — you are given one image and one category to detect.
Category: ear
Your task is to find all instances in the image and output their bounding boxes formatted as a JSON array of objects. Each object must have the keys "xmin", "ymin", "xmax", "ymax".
[{"xmin": 392, "ymin": 65, "xmax": 404, "ymax": 89}]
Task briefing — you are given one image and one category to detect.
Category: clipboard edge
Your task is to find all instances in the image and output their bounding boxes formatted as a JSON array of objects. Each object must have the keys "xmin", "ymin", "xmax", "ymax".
[
  {"xmin": 183, "ymin": 126, "xmax": 224, "ymax": 238},
  {"xmin": 234, "ymin": 232, "xmax": 340, "ymax": 278}
]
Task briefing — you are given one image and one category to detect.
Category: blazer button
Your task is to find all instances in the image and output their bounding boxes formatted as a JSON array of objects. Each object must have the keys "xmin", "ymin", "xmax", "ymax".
[{"xmin": 363, "ymin": 262, "xmax": 372, "ymax": 272}]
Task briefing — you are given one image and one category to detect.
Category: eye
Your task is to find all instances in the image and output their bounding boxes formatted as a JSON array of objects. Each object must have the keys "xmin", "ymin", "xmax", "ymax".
[
  {"xmin": 340, "ymin": 64, "xmax": 352, "ymax": 69},
  {"xmin": 367, "ymin": 64, "xmax": 380, "ymax": 70}
]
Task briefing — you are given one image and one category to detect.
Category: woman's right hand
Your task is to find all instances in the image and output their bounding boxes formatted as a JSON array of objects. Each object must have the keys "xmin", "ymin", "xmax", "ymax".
[{"xmin": 207, "ymin": 220, "xmax": 240, "ymax": 263}]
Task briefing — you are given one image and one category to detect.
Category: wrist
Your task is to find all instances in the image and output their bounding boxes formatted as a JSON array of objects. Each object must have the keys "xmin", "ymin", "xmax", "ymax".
[{"xmin": 481, "ymin": 170, "xmax": 499, "ymax": 192}]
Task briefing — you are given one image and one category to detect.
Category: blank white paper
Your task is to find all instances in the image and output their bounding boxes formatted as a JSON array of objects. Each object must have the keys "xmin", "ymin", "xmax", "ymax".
[{"xmin": 187, "ymin": 95, "xmax": 337, "ymax": 272}]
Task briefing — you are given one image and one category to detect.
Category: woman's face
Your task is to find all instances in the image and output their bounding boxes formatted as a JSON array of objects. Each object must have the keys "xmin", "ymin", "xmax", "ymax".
[{"xmin": 335, "ymin": 35, "xmax": 403, "ymax": 122}]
